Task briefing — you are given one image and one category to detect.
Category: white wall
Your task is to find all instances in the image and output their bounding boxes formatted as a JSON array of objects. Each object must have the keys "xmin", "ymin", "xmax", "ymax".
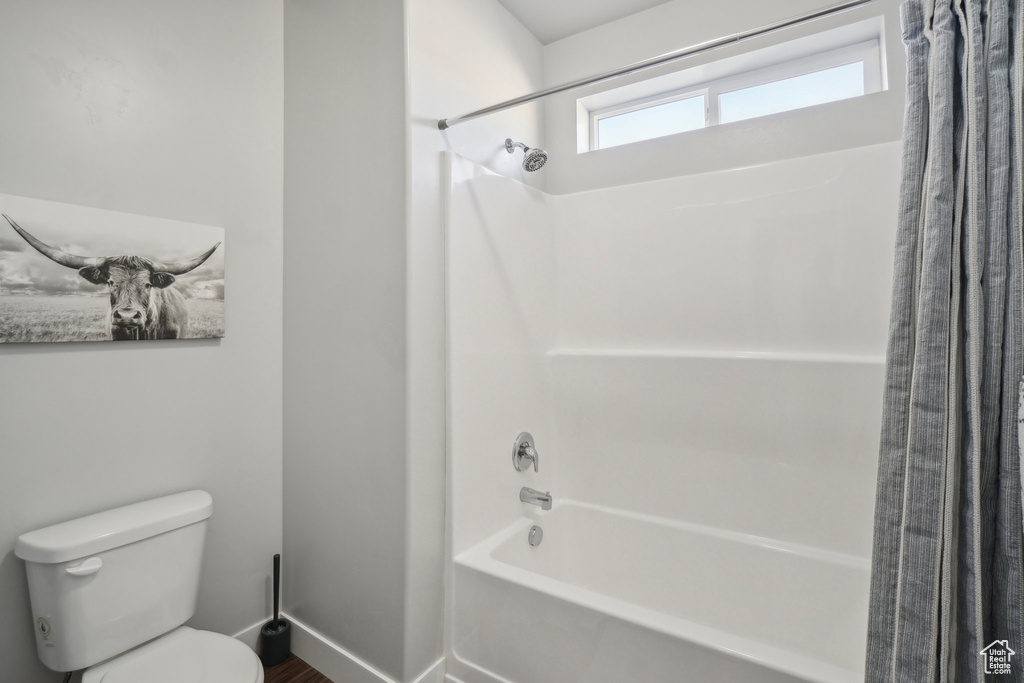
[
  {"xmin": 283, "ymin": 1, "xmax": 409, "ymax": 681},
  {"xmin": 542, "ymin": 0, "xmax": 905, "ymax": 192},
  {"xmin": 407, "ymin": 0, "xmax": 543, "ymax": 679},
  {"xmin": 0, "ymin": 1, "xmax": 284, "ymax": 682}
]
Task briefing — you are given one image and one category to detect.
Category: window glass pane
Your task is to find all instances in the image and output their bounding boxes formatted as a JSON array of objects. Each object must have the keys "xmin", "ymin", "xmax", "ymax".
[
  {"xmin": 597, "ymin": 95, "xmax": 705, "ymax": 149},
  {"xmin": 719, "ymin": 61, "xmax": 864, "ymax": 124}
]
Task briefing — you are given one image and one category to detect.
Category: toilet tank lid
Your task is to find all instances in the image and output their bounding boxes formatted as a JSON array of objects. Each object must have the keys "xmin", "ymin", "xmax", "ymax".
[{"xmin": 15, "ymin": 490, "xmax": 213, "ymax": 564}]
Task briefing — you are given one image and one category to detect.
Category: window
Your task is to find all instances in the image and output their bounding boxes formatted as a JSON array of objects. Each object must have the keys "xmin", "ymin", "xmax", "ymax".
[
  {"xmin": 718, "ymin": 61, "xmax": 865, "ymax": 124},
  {"xmin": 586, "ymin": 38, "xmax": 883, "ymax": 151},
  {"xmin": 596, "ymin": 94, "xmax": 706, "ymax": 149}
]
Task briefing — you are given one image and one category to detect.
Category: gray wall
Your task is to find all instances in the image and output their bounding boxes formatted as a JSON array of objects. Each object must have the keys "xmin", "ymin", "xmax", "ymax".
[
  {"xmin": 286, "ymin": 1, "xmax": 541, "ymax": 678},
  {"xmin": 283, "ymin": 0, "xmax": 410, "ymax": 680},
  {"xmin": 0, "ymin": 1, "xmax": 284, "ymax": 681}
]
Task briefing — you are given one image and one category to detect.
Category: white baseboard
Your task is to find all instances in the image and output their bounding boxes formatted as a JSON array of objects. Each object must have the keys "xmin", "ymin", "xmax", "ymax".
[
  {"xmin": 236, "ymin": 613, "xmax": 443, "ymax": 683},
  {"xmin": 284, "ymin": 612, "xmax": 445, "ymax": 683},
  {"xmin": 285, "ymin": 612, "xmax": 392, "ymax": 683},
  {"xmin": 232, "ymin": 617, "xmax": 268, "ymax": 651}
]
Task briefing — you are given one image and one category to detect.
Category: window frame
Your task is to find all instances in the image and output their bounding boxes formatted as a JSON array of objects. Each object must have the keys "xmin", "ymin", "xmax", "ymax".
[{"xmin": 588, "ymin": 39, "xmax": 882, "ymax": 152}]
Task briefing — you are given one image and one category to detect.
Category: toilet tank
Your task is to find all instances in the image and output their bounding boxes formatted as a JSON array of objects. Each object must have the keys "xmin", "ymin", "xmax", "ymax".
[{"xmin": 15, "ymin": 490, "xmax": 213, "ymax": 672}]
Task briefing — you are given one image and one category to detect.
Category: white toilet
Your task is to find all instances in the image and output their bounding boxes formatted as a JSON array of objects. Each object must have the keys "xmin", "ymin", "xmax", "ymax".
[{"xmin": 15, "ymin": 490, "xmax": 264, "ymax": 683}]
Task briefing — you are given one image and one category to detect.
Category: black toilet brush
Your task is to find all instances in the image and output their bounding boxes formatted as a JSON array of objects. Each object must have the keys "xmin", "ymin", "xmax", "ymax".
[{"xmin": 257, "ymin": 554, "xmax": 291, "ymax": 667}]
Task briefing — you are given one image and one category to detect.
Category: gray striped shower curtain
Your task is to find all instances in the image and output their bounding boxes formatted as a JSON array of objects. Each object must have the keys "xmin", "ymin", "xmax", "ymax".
[{"xmin": 865, "ymin": 0, "xmax": 1024, "ymax": 680}]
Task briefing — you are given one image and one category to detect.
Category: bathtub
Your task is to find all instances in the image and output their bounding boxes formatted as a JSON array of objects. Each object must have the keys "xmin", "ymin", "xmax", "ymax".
[{"xmin": 447, "ymin": 501, "xmax": 870, "ymax": 683}]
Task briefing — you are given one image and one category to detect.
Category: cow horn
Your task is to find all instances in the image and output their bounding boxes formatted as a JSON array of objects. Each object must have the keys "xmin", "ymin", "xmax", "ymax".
[
  {"xmin": 149, "ymin": 242, "xmax": 222, "ymax": 275},
  {"xmin": 3, "ymin": 214, "xmax": 106, "ymax": 269}
]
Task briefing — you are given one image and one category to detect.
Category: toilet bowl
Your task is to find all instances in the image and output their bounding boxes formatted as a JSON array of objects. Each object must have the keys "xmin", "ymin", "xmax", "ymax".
[
  {"xmin": 81, "ymin": 627, "xmax": 264, "ymax": 683},
  {"xmin": 15, "ymin": 491, "xmax": 263, "ymax": 682}
]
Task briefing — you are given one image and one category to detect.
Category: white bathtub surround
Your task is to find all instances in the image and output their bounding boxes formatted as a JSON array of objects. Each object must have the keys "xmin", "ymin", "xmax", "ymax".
[
  {"xmin": 447, "ymin": 142, "xmax": 900, "ymax": 681},
  {"xmin": 547, "ymin": 350, "xmax": 884, "ymax": 555},
  {"xmin": 549, "ymin": 146, "xmax": 900, "ymax": 354},
  {"xmin": 446, "ymin": 154, "xmax": 556, "ymax": 558}
]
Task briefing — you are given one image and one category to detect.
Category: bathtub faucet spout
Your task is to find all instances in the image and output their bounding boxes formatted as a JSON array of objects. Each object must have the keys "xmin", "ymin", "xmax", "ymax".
[{"xmin": 520, "ymin": 487, "xmax": 552, "ymax": 511}]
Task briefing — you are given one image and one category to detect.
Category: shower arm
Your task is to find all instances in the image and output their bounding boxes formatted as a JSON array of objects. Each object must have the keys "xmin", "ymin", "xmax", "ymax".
[{"xmin": 437, "ymin": 0, "xmax": 875, "ymax": 130}]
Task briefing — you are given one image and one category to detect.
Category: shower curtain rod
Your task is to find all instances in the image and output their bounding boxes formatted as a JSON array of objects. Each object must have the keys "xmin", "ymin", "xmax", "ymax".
[{"xmin": 437, "ymin": 0, "xmax": 875, "ymax": 130}]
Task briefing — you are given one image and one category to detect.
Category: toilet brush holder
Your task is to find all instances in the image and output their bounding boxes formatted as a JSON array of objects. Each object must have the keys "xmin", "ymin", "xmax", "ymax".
[
  {"xmin": 257, "ymin": 553, "xmax": 291, "ymax": 667},
  {"xmin": 258, "ymin": 617, "xmax": 291, "ymax": 667}
]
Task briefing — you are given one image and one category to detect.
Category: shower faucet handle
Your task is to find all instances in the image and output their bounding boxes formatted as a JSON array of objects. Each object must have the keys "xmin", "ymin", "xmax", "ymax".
[{"xmin": 513, "ymin": 432, "xmax": 539, "ymax": 473}]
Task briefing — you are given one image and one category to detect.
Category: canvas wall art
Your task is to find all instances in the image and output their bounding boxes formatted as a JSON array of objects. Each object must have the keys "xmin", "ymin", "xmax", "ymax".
[{"xmin": 0, "ymin": 194, "xmax": 225, "ymax": 343}]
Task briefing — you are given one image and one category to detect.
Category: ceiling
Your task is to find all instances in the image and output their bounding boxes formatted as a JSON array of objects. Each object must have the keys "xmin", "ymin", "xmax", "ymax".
[{"xmin": 496, "ymin": 0, "xmax": 674, "ymax": 45}]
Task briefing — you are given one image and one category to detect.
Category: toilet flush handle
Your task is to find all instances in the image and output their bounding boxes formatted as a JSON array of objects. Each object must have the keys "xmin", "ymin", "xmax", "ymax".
[{"xmin": 66, "ymin": 557, "xmax": 103, "ymax": 577}]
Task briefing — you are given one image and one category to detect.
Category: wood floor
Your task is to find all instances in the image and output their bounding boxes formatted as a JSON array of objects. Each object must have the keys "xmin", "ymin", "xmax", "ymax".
[{"xmin": 264, "ymin": 654, "xmax": 333, "ymax": 683}]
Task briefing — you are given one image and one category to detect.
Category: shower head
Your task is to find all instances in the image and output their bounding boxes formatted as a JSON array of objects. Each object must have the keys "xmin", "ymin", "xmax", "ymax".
[{"xmin": 505, "ymin": 138, "xmax": 548, "ymax": 172}]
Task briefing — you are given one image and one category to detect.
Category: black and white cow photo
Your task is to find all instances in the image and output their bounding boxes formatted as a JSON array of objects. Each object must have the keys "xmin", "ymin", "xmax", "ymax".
[{"xmin": 0, "ymin": 195, "xmax": 225, "ymax": 343}]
